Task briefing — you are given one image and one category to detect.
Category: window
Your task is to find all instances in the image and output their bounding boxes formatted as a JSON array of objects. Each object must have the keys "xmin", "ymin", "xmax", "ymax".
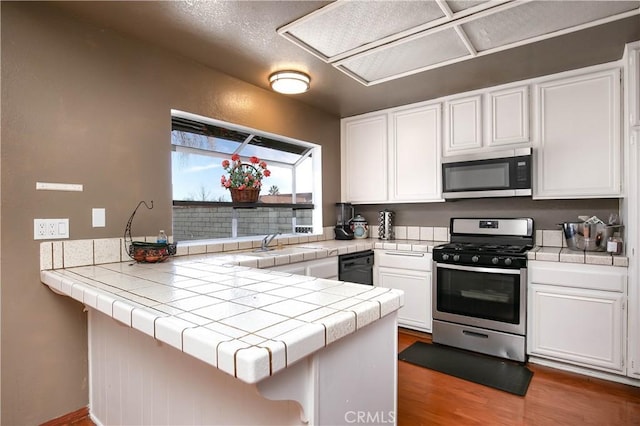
[{"xmin": 170, "ymin": 110, "xmax": 322, "ymax": 242}]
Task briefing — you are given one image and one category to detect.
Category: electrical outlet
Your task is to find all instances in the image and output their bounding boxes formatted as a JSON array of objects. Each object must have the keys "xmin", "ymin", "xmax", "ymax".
[
  {"xmin": 34, "ymin": 219, "xmax": 69, "ymax": 240},
  {"xmin": 35, "ymin": 220, "xmax": 47, "ymax": 238},
  {"xmin": 48, "ymin": 221, "xmax": 56, "ymax": 236}
]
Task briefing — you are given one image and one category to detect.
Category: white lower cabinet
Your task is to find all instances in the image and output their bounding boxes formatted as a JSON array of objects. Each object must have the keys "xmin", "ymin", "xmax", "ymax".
[
  {"xmin": 305, "ymin": 257, "xmax": 339, "ymax": 280},
  {"xmin": 528, "ymin": 261, "xmax": 627, "ymax": 374},
  {"xmin": 375, "ymin": 250, "xmax": 432, "ymax": 332},
  {"xmin": 268, "ymin": 257, "xmax": 338, "ymax": 280}
]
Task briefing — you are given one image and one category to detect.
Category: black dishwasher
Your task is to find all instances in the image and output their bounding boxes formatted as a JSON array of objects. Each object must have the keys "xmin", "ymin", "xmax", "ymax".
[{"xmin": 338, "ymin": 250, "xmax": 374, "ymax": 285}]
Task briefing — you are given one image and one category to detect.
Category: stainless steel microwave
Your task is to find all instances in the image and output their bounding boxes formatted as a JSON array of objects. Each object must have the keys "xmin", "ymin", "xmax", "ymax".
[{"xmin": 442, "ymin": 148, "xmax": 532, "ymax": 199}]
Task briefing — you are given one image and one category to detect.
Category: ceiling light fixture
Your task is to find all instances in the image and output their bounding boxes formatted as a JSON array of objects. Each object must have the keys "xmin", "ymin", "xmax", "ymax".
[{"xmin": 269, "ymin": 71, "xmax": 310, "ymax": 94}]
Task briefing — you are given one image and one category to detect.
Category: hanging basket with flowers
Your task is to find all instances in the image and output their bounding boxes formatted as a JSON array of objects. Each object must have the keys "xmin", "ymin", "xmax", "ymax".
[{"xmin": 220, "ymin": 154, "xmax": 270, "ymax": 203}]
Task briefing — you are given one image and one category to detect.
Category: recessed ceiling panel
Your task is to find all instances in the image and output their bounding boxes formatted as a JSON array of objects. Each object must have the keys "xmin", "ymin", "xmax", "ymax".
[
  {"xmin": 446, "ymin": 0, "xmax": 492, "ymax": 13},
  {"xmin": 339, "ymin": 28, "xmax": 470, "ymax": 84},
  {"xmin": 462, "ymin": 0, "xmax": 640, "ymax": 51},
  {"xmin": 283, "ymin": 1, "xmax": 446, "ymax": 59},
  {"xmin": 278, "ymin": 0, "xmax": 639, "ymax": 87}
]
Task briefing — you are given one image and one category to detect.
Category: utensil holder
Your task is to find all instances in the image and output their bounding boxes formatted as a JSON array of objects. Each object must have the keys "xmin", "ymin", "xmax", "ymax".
[{"xmin": 378, "ymin": 210, "xmax": 395, "ymax": 240}]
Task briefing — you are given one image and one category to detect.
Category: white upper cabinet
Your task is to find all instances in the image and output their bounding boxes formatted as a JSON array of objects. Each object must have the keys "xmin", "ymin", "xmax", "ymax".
[
  {"xmin": 443, "ymin": 85, "xmax": 531, "ymax": 157},
  {"xmin": 341, "ymin": 103, "xmax": 443, "ymax": 204},
  {"xmin": 342, "ymin": 60, "xmax": 624, "ymax": 203},
  {"xmin": 533, "ymin": 67, "xmax": 622, "ymax": 199},
  {"xmin": 444, "ymin": 94, "xmax": 482, "ymax": 155},
  {"xmin": 341, "ymin": 112, "xmax": 388, "ymax": 203},
  {"xmin": 389, "ymin": 103, "xmax": 442, "ymax": 202},
  {"xmin": 487, "ymin": 85, "xmax": 530, "ymax": 147}
]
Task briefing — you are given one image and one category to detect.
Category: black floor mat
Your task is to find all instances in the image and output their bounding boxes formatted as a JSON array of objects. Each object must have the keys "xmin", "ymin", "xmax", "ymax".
[{"xmin": 398, "ymin": 342, "xmax": 533, "ymax": 396}]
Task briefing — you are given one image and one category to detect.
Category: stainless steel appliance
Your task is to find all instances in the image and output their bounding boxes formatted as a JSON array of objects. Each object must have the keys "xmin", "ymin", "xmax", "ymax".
[
  {"xmin": 432, "ymin": 217, "xmax": 534, "ymax": 362},
  {"xmin": 335, "ymin": 202, "xmax": 354, "ymax": 240},
  {"xmin": 378, "ymin": 209, "xmax": 395, "ymax": 240},
  {"xmin": 339, "ymin": 250, "xmax": 374, "ymax": 285},
  {"xmin": 442, "ymin": 148, "xmax": 532, "ymax": 199}
]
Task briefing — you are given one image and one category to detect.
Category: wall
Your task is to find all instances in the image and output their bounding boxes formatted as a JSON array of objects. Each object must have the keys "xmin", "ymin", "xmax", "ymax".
[
  {"xmin": 354, "ymin": 197, "xmax": 620, "ymax": 233},
  {"xmin": 0, "ymin": 2, "xmax": 339, "ymax": 424}
]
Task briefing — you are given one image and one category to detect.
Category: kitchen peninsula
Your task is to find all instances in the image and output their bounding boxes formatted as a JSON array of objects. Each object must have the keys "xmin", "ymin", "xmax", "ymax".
[{"xmin": 40, "ymin": 239, "xmax": 402, "ymax": 426}]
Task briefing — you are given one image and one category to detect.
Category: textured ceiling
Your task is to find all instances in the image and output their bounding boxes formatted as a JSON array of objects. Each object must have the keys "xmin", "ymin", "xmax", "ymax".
[{"xmin": 52, "ymin": 1, "xmax": 640, "ymax": 118}]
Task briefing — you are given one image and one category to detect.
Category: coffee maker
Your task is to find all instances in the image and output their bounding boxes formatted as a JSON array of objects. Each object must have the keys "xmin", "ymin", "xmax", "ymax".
[{"xmin": 335, "ymin": 202, "xmax": 355, "ymax": 240}]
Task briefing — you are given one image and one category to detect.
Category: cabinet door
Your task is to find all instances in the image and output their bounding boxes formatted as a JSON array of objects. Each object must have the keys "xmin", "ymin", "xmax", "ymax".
[
  {"xmin": 341, "ymin": 114, "xmax": 388, "ymax": 203},
  {"xmin": 306, "ymin": 257, "xmax": 338, "ymax": 280},
  {"xmin": 444, "ymin": 95, "xmax": 482, "ymax": 155},
  {"xmin": 533, "ymin": 68, "xmax": 621, "ymax": 198},
  {"xmin": 528, "ymin": 284, "xmax": 625, "ymax": 373},
  {"xmin": 487, "ymin": 85, "xmax": 530, "ymax": 147},
  {"xmin": 390, "ymin": 104, "xmax": 442, "ymax": 201},
  {"xmin": 629, "ymin": 43, "xmax": 640, "ymax": 127},
  {"xmin": 268, "ymin": 262, "xmax": 307, "ymax": 276},
  {"xmin": 626, "ymin": 129, "xmax": 640, "ymax": 379},
  {"xmin": 377, "ymin": 267, "xmax": 431, "ymax": 332}
]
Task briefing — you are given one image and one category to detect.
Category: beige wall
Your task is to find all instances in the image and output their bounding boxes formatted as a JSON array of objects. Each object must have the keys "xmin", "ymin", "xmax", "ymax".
[
  {"xmin": 0, "ymin": 2, "xmax": 339, "ymax": 424},
  {"xmin": 355, "ymin": 197, "xmax": 620, "ymax": 232}
]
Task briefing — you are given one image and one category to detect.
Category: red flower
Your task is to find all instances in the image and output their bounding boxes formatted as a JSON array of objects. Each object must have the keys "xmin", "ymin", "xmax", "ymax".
[{"xmin": 220, "ymin": 154, "xmax": 270, "ymax": 193}]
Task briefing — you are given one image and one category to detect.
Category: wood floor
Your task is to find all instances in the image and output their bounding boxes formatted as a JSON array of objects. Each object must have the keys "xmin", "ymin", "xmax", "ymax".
[
  {"xmin": 52, "ymin": 329, "xmax": 640, "ymax": 426},
  {"xmin": 398, "ymin": 329, "xmax": 640, "ymax": 426}
]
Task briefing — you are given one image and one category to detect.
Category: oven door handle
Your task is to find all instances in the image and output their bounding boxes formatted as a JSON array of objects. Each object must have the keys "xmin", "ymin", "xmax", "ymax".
[{"xmin": 435, "ymin": 262, "xmax": 522, "ymax": 275}]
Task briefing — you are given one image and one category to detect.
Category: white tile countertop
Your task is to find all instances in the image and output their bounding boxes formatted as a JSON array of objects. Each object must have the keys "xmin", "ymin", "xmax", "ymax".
[
  {"xmin": 531, "ymin": 228, "xmax": 629, "ymax": 267},
  {"xmin": 527, "ymin": 246, "xmax": 628, "ymax": 266},
  {"xmin": 39, "ymin": 238, "xmax": 403, "ymax": 385},
  {"xmin": 39, "ymin": 230, "xmax": 627, "ymax": 384}
]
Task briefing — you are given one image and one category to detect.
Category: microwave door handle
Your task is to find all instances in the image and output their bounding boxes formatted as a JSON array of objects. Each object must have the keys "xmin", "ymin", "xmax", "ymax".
[{"xmin": 435, "ymin": 262, "xmax": 521, "ymax": 275}]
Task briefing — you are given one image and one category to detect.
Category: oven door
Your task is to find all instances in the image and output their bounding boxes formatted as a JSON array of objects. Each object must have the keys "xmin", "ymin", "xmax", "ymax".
[{"xmin": 433, "ymin": 262, "xmax": 526, "ymax": 335}]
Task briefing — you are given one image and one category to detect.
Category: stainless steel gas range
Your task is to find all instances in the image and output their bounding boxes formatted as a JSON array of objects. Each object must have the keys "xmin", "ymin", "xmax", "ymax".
[{"xmin": 432, "ymin": 217, "xmax": 534, "ymax": 362}]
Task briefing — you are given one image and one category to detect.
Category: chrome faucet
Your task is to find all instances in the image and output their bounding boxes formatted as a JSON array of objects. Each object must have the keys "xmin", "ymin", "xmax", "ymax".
[{"xmin": 260, "ymin": 232, "xmax": 281, "ymax": 251}]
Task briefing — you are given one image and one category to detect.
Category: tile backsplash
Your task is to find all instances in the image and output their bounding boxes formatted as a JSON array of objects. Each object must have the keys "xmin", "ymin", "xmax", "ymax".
[{"xmin": 40, "ymin": 225, "xmax": 599, "ymax": 271}]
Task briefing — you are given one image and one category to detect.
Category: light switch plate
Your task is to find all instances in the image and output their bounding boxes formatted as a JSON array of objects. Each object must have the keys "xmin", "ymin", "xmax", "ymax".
[
  {"xmin": 34, "ymin": 218, "xmax": 69, "ymax": 240},
  {"xmin": 92, "ymin": 208, "xmax": 106, "ymax": 227}
]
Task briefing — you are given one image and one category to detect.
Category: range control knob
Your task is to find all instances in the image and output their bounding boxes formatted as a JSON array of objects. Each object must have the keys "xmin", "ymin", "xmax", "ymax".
[
  {"xmin": 471, "ymin": 255, "xmax": 479, "ymax": 263},
  {"xmin": 442, "ymin": 254, "xmax": 449, "ymax": 261},
  {"xmin": 504, "ymin": 258, "xmax": 513, "ymax": 266},
  {"xmin": 453, "ymin": 254, "xmax": 460, "ymax": 262},
  {"xmin": 492, "ymin": 257, "xmax": 499, "ymax": 265}
]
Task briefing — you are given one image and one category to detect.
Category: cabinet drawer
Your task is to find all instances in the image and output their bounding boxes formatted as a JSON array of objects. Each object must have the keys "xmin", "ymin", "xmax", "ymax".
[
  {"xmin": 375, "ymin": 250, "xmax": 431, "ymax": 271},
  {"xmin": 529, "ymin": 260, "xmax": 627, "ymax": 292}
]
